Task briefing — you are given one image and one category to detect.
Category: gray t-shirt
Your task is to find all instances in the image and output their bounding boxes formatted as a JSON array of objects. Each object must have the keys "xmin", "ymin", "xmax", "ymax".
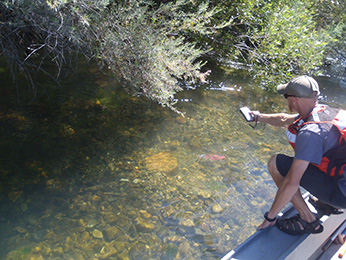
[{"xmin": 294, "ymin": 122, "xmax": 340, "ymax": 164}]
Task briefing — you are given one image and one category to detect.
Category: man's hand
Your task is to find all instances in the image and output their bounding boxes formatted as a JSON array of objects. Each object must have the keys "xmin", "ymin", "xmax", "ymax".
[{"xmin": 257, "ymin": 219, "xmax": 276, "ymax": 231}]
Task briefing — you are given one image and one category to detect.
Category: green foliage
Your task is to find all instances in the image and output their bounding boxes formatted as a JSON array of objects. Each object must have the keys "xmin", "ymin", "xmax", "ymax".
[
  {"xmin": 308, "ymin": 0, "xmax": 346, "ymax": 28},
  {"xmin": 1, "ymin": 0, "xmax": 346, "ymax": 105},
  {"xmin": 246, "ymin": 1, "xmax": 330, "ymax": 85},
  {"xmin": 0, "ymin": 0, "xmax": 99, "ymax": 101},
  {"xmin": 214, "ymin": 1, "xmax": 326, "ymax": 85},
  {"xmin": 192, "ymin": 0, "xmax": 345, "ymax": 87},
  {"xmin": 96, "ymin": 0, "xmax": 222, "ymax": 111},
  {"xmin": 307, "ymin": 0, "xmax": 346, "ymax": 78},
  {"xmin": 0, "ymin": 0, "xmax": 227, "ymax": 111}
]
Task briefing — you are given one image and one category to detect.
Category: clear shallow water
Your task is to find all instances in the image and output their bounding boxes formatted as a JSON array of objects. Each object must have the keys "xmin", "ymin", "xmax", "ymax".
[{"xmin": 0, "ymin": 63, "xmax": 345, "ymax": 259}]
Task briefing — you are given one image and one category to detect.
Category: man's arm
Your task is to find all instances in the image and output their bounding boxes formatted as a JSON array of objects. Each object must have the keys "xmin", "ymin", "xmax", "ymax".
[
  {"xmin": 257, "ymin": 159, "xmax": 310, "ymax": 230},
  {"xmin": 250, "ymin": 112, "xmax": 297, "ymax": 128}
]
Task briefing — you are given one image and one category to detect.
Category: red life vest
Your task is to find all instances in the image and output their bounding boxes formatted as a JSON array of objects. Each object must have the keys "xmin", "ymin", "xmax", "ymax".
[{"xmin": 285, "ymin": 105, "xmax": 346, "ymax": 177}]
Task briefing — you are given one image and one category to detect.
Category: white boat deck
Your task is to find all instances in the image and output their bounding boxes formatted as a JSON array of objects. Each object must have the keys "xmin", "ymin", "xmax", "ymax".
[{"xmin": 221, "ymin": 194, "xmax": 346, "ymax": 260}]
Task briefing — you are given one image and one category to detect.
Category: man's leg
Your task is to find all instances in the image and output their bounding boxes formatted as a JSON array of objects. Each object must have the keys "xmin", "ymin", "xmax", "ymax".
[
  {"xmin": 267, "ymin": 154, "xmax": 317, "ymax": 223},
  {"xmin": 273, "ymin": 154, "xmax": 346, "ymax": 209}
]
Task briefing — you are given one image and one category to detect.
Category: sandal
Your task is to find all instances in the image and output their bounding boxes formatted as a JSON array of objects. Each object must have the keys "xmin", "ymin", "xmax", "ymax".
[{"xmin": 276, "ymin": 214, "xmax": 324, "ymax": 235}]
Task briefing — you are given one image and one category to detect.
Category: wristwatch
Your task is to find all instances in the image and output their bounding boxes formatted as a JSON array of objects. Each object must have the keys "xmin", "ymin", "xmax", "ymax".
[{"xmin": 264, "ymin": 211, "xmax": 277, "ymax": 222}]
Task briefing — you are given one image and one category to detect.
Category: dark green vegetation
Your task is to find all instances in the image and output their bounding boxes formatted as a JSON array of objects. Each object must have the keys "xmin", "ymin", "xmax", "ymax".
[
  {"xmin": 1, "ymin": 0, "xmax": 346, "ymax": 110},
  {"xmin": 0, "ymin": 0, "xmax": 229, "ymax": 111},
  {"xmin": 203, "ymin": 0, "xmax": 346, "ymax": 85}
]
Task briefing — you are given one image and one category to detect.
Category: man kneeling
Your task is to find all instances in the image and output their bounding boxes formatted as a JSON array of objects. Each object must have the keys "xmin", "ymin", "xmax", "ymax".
[{"xmin": 250, "ymin": 75, "xmax": 346, "ymax": 235}]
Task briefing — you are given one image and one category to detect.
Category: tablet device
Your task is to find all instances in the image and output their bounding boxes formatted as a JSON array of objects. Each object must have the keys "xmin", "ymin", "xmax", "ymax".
[{"xmin": 239, "ymin": 107, "xmax": 255, "ymax": 122}]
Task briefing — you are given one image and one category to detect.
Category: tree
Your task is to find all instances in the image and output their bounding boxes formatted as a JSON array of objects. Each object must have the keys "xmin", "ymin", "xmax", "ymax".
[
  {"xmin": 0, "ymin": 0, "xmax": 230, "ymax": 111},
  {"xmin": 308, "ymin": 0, "xmax": 346, "ymax": 81},
  {"xmin": 244, "ymin": 1, "xmax": 330, "ymax": 85},
  {"xmin": 1, "ymin": 0, "xmax": 345, "ymax": 105},
  {"xmin": 189, "ymin": 0, "xmax": 345, "ymax": 87}
]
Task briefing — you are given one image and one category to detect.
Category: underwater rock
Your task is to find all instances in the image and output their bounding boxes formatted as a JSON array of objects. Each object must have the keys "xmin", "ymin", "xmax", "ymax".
[
  {"xmin": 135, "ymin": 217, "xmax": 155, "ymax": 233},
  {"xmin": 167, "ymin": 236, "xmax": 183, "ymax": 243},
  {"xmin": 161, "ymin": 205, "xmax": 176, "ymax": 218},
  {"xmin": 6, "ymin": 248, "xmax": 44, "ymax": 260},
  {"xmin": 180, "ymin": 219, "xmax": 195, "ymax": 227},
  {"xmin": 33, "ymin": 246, "xmax": 42, "ymax": 253},
  {"xmin": 145, "ymin": 152, "xmax": 177, "ymax": 172},
  {"xmin": 261, "ymin": 172, "xmax": 269, "ymax": 179},
  {"xmin": 178, "ymin": 241, "xmax": 192, "ymax": 256},
  {"xmin": 114, "ymin": 241, "xmax": 126, "ymax": 254},
  {"xmin": 91, "ymin": 195, "xmax": 102, "ymax": 202},
  {"xmin": 200, "ymin": 222, "xmax": 211, "ymax": 232},
  {"xmin": 197, "ymin": 190, "xmax": 211, "ymax": 199},
  {"xmin": 73, "ymin": 254, "xmax": 86, "ymax": 260},
  {"xmin": 176, "ymin": 115, "xmax": 187, "ymax": 124},
  {"xmin": 92, "ymin": 229, "xmax": 104, "ymax": 239},
  {"xmin": 104, "ymin": 226, "xmax": 121, "ymax": 241},
  {"xmin": 128, "ymin": 242, "xmax": 150, "ymax": 259},
  {"xmin": 103, "ymin": 213, "xmax": 118, "ymax": 224},
  {"xmin": 96, "ymin": 245, "xmax": 117, "ymax": 259},
  {"xmin": 118, "ymin": 252, "xmax": 131, "ymax": 260},
  {"xmin": 212, "ymin": 203, "xmax": 223, "ymax": 213},
  {"xmin": 53, "ymin": 246, "xmax": 64, "ymax": 256},
  {"xmin": 164, "ymin": 243, "xmax": 179, "ymax": 260},
  {"xmin": 40, "ymin": 245, "xmax": 53, "ymax": 257},
  {"xmin": 81, "ymin": 231, "xmax": 91, "ymax": 241}
]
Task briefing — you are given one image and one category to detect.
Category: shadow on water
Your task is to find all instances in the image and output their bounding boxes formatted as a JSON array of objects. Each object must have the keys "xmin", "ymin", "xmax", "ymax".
[{"xmin": 0, "ymin": 60, "xmax": 346, "ymax": 259}]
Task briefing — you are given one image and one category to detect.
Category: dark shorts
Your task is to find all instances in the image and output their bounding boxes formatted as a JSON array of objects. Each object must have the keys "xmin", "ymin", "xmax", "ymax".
[{"xmin": 276, "ymin": 154, "xmax": 346, "ymax": 208}]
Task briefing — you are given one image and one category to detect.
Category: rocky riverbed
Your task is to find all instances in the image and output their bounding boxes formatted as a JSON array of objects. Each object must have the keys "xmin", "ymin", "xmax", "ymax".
[
  {"xmin": 1, "ymin": 100, "xmax": 287, "ymax": 259},
  {"xmin": 4, "ymin": 68, "xmax": 344, "ymax": 259}
]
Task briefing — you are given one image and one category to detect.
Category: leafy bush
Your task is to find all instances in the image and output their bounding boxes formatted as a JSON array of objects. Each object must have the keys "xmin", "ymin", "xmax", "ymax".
[
  {"xmin": 0, "ymin": 0, "xmax": 228, "ymax": 111},
  {"xmin": 1, "ymin": 0, "xmax": 345, "ymax": 106},
  {"xmin": 308, "ymin": 0, "xmax": 346, "ymax": 79},
  {"xmin": 195, "ymin": 0, "xmax": 345, "ymax": 87},
  {"xmin": 217, "ymin": 0, "xmax": 331, "ymax": 86},
  {"xmin": 247, "ymin": 1, "xmax": 330, "ymax": 85},
  {"xmin": 96, "ymin": 0, "xmax": 226, "ymax": 111}
]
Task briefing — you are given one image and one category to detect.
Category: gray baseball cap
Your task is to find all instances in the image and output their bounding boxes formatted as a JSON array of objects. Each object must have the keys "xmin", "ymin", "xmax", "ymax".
[{"xmin": 277, "ymin": 75, "xmax": 320, "ymax": 98}]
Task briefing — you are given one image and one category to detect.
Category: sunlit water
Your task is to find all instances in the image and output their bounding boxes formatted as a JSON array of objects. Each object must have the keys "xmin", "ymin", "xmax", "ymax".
[{"xmin": 0, "ymin": 63, "xmax": 345, "ymax": 259}]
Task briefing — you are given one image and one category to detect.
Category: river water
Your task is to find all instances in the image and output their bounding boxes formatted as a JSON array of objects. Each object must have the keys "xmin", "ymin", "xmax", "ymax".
[{"xmin": 0, "ymin": 63, "xmax": 345, "ymax": 259}]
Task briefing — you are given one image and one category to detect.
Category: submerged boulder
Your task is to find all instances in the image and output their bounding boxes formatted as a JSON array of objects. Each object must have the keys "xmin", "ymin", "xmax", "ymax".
[{"xmin": 145, "ymin": 152, "xmax": 177, "ymax": 172}]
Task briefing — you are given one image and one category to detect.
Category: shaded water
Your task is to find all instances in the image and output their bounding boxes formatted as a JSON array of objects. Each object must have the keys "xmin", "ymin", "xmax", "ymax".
[{"xmin": 0, "ymin": 63, "xmax": 345, "ymax": 259}]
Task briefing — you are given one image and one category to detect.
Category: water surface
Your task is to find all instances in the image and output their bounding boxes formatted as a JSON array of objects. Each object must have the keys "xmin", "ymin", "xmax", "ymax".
[{"xmin": 0, "ymin": 63, "xmax": 345, "ymax": 259}]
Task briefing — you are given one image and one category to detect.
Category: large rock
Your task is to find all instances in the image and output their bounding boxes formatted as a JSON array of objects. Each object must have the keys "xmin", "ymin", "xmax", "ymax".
[
  {"xmin": 104, "ymin": 226, "xmax": 121, "ymax": 241},
  {"xmin": 145, "ymin": 152, "xmax": 177, "ymax": 172}
]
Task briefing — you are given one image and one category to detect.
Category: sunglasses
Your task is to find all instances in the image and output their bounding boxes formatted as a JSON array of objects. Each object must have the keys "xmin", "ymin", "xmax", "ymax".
[{"xmin": 284, "ymin": 94, "xmax": 297, "ymax": 99}]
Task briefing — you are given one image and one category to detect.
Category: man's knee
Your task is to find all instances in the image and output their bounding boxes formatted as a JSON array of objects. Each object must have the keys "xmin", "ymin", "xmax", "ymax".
[{"xmin": 268, "ymin": 154, "xmax": 278, "ymax": 175}]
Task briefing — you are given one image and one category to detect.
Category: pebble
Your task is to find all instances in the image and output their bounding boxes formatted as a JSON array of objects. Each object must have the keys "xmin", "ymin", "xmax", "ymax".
[
  {"xmin": 135, "ymin": 217, "xmax": 155, "ymax": 232},
  {"xmin": 180, "ymin": 219, "xmax": 195, "ymax": 227},
  {"xmin": 81, "ymin": 231, "xmax": 90, "ymax": 241},
  {"xmin": 139, "ymin": 210, "xmax": 151, "ymax": 218},
  {"xmin": 212, "ymin": 204, "xmax": 223, "ymax": 213},
  {"xmin": 92, "ymin": 229, "xmax": 104, "ymax": 239},
  {"xmin": 104, "ymin": 226, "xmax": 120, "ymax": 241}
]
